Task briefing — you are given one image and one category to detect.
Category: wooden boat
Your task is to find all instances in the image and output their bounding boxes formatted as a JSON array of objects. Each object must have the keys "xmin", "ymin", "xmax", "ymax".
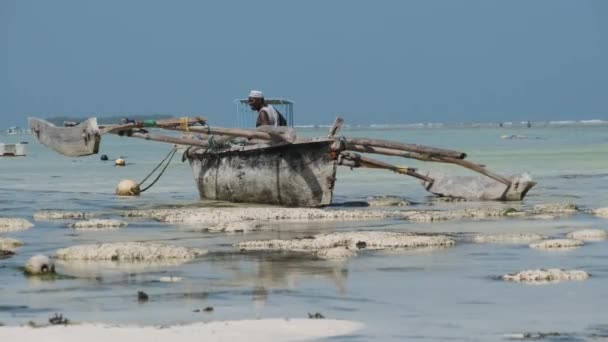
[
  {"xmin": 188, "ymin": 139, "xmax": 337, "ymax": 206},
  {"xmin": 28, "ymin": 116, "xmax": 536, "ymax": 205}
]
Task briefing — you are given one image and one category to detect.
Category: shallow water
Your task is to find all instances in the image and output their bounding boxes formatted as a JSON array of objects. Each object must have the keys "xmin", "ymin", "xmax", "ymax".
[{"xmin": 1, "ymin": 126, "xmax": 608, "ymax": 341}]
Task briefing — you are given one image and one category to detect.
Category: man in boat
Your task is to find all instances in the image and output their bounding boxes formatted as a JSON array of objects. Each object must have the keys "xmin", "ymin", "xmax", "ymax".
[{"xmin": 248, "ymin": 90, "xmax": 287, "ymax": 127}]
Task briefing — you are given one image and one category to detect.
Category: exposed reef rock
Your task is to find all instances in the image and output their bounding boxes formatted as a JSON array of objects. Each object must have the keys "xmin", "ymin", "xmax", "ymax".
[
  {"xmin": 472, "ymin": 233, "xmax": 545, "ymax": 244},
  {"xmin": 314, "ymin": 247, "xmax": 358, "ymax": 260},
  {"xmin": 236, "ymin": 231, "xmax": 455, "ymax": 253},
  {"xmin": 207, "ymin": 221, "xmax": 261, "ymax": 233},
  {"xmin": 25, "ymin": 255, "xmax": 56, "ymax": 275},
  {"xmin": 502, "ymin": 268, "xmax": 589, "ymax": 284},
  {"xmin": 0, "ymin": 237, "xmax": 23, "ymax": 251},
  {"xmin": 533, "ymin": 203, "xmax": 578, "ymax": 215},
  {"xmin": 592, "ymin": 207, "xmax": 608, "ymax": 218},
  {"xmin": 529, "ymin": 239, "xmax": 584, "ymax": 250},
  {"xmin": 68, "ymin": 219, "xmax": 128, "ymax": 230},
  {"xmin": 432, "ymin": 197, "xmax": 468, "ymax": 203},
  {"xmin": 407, "ymin": 207, "xmax": 519, "ymax": 222},
  {"xmin": 118, "ymin": 203, "xmax": 593, "ymax": 227},
  {"xmin": 566, "ymin": 229, "xmax": 608, "ymax": 241},
  {"xmin": 33, "ymin": 211, "xmax": 93, "ymax": 221},
  {"xmin": 530, "ymin": 214, "xmax": 557, "ymax": 220},
  {"xmin": 55, "ymin": 242, "xmax": 206, "ymax": 261},
  {"xmin": 0, "ymin": 218, "xmax": 33, "ymax": 232},
  {"xmin": 123, "ymin": 207, "xmax": 415, "ymax": 224},
  {"xmin": 366, "ymin": 196, "xmax": 411, "ymax": 207}
]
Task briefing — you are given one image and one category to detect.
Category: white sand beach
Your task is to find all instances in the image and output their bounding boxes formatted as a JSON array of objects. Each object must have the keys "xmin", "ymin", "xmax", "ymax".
[{"xmin": 0, "ymin": 319, "xmax": 363, "ymax": 342}]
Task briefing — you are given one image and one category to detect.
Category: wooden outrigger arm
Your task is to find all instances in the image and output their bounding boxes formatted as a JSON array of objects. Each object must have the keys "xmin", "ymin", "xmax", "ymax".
[
  {"xmin": 342, "ymin": 143, "xmax": 511, "ymax": 186},
  {"xmin": 28, "ymin": 116, "xmax": 295, "ymax": 157},
  {"xmin": 338, "ymin": 151, "xmax": 433, "ymax": 183}
]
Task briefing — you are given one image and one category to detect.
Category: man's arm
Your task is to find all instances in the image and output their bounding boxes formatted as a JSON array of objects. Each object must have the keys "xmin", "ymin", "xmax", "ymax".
[{"xmin": 256, "ymin": 110, "xmax": 271, "ymax": 127}]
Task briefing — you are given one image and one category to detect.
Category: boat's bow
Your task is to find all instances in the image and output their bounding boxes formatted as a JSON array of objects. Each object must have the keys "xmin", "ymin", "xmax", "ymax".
[{"xmin": 28, "ymin": 117, "xmax": 101, "ymax": 157}]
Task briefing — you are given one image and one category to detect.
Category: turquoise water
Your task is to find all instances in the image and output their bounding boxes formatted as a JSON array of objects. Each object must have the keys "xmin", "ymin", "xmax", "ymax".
[{"xmin": 1, "ymin": 125, "xmax": 608, "ymax": 341}]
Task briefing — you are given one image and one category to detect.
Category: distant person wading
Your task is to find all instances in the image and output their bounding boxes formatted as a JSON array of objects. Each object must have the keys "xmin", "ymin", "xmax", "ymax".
[{"xmin": 248, "ymin": 90, "xmax": 287, "ymax": 127}]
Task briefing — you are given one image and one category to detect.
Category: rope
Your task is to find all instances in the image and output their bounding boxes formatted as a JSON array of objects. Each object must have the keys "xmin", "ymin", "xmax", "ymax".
[
  {"xmin": 137, "ymin": 148, "xmax": 178, "ymax": 193},
  {"xmin": 203, "ymin": 122, "xmax": 211, "ymax": 134}
]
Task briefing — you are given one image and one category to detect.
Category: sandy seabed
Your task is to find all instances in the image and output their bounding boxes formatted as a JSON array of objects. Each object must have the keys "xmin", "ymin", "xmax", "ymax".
[{"xmin": 0, "ymin": 319, "xmax": 363, "ymax": 342}]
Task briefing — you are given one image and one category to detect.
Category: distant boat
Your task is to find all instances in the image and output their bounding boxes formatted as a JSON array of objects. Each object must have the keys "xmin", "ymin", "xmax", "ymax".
[
  {"xmin": 6, "ymin": 127, "xmax": 18, "ymax": 135},
  {"xmin": 0, "ymin": 142, "xmax": 27, "ymax": 156}
]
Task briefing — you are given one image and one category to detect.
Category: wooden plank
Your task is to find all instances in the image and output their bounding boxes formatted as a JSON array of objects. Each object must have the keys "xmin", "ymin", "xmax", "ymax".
[
  {"xmin": 28, "ymin": 117, "xmax": 101, "ymax": 157},
  {"xmin": 430, "ymin": 156, "xmax": 511, "ymax": 186},
  {"xmin": 338, "ymin": 151, "xmax": 433, "ymax": 182},
  {"xmin": 344, "ymin": 137, "xmax": 466, "ymax": 159},
  {"xmin": 99, "ymin": 117, "xmax": 206, "ymax": 134},
  {"xmin": 164, "ymin": 125, "xmax": 296, "ymax": 143},
  {"xmin": 344, "ymin": 143, "xmax": 510, "ymax": 186},
  {"xmin": 345, "ymin": 143, "xmax": 422, "ymax": 159},
  {"xmin": 327, "ymin": 117, "xmax": 344, "ymax": 138},
  {"xmin": 113, "ymin": 132, "xmax": 211, "ymax": 148}
]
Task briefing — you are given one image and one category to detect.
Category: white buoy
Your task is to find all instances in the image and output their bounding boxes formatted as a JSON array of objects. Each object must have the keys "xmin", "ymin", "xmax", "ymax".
[
  {"xmin": 25, "ymin": 255, "xmax": 55, "ymax": 275},
  {"xmin": 116, "ymin": 179, "xmax": 141, "ymax": 196},
  {"xmin": 115, "ymin": 158, "xmax": 126, "ymax": 166}
]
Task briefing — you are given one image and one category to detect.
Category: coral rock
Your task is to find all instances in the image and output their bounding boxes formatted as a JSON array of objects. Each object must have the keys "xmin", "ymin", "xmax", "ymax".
[
  {"xmin": 0, "ymin": 218, "xmax": 33, "ymax": 232},
  {"xmin": 472, "ymin": 233, "xmax": 544, "ymax": 244},
  {"xmin": 55, "ymin": 242, "xmax": 206, "ymax": 261},
  {"xmin": 533, "ymin": 203, "xmax": 578, "ymax": 215},
  {"xmin": 236, "ymin": 231, "xmax": 455, "ymax": 252},
  {"xmin": 529, "ymin": 239, "xmax": 583, "ymax": 250},
  {"xmin": 592, "ymin": 207, "xmax": 608, "ymax": 218},
  {"xmin": 25, "ymin": 255, "xmax": 55, "ymax": 275},
  {"xmin": 503, "ymin": 268, "xmax": 589, "ymax": 284},
  {"xmin": 315, "ymin": 247, "xmax": 357, "ymax": 260},
  {"xmin": 566, "ymin": 229, "xmax": 608, "ymax": 241},
  {"xmin": 366, "ymin": 196, "xmax": 411, "ymax": 207},
  {"xmin": 68, "ymin": 219, "xmax": 128, "ymax": 230},
  {"xmin": 34, "ymin": 211, "xmax": 90, "ymax": 221},
  {"xmin": 0, "ymin": 237, "xmax": 23, "ymax": 251}
]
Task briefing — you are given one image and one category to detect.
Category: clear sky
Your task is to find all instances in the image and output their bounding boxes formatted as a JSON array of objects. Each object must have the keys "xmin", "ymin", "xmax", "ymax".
[{"xmin": 1, "ymin": 0, "xmax": 606, "ymax": 127}]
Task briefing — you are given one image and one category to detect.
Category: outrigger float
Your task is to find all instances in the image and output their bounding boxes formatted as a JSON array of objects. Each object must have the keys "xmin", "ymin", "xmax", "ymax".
[{"xmin": 28, "ymin": 116, "xmax": 535, "ymax": 206}]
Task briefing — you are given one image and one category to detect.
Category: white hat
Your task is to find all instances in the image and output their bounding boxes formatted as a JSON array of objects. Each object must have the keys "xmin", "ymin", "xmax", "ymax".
[{"xmin": 249, "ymin": 90, "xmax": 264, "ymax": 98}]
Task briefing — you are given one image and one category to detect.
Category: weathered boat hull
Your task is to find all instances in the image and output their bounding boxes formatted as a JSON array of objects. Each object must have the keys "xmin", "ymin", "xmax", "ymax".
[
  {"xmin": 423, "ymin": 171, "xmax": 536, "ymax": 201},
  {"xmin": 188, "ymin": 141, "xmax": 338, "ymax": 207},
  {"xmin": 28, "ymin": 117, "xmax": 100, "ymax": 157}
]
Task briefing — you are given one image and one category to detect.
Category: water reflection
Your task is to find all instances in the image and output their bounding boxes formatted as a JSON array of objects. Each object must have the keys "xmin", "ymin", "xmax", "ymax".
[{"xmin": 208, "ymin": 252, "xmax": 351, "ymax": 307}]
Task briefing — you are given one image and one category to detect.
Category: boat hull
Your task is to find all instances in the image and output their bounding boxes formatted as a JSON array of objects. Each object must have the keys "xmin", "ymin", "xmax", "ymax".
[
  {"xmin": 188, "ymin": 141, "xmax": 338, "ymax": 207},
  {"xmin": 28, "ymin": 117, "xmax": 100, "ymax": 157}
]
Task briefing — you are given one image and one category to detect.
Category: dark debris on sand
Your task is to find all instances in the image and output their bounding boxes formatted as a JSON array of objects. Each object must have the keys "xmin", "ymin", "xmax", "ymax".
[
  {"xmin": 137, "ymin": 291, "xmax": 149, "ymax": 302},
  {"xmin": 49, "ymin": 313, "xmax": 69, "ymax": 325},
  {"xmin": 308, "ymin": 312, "xmax": 325, "ymax": 319}
]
